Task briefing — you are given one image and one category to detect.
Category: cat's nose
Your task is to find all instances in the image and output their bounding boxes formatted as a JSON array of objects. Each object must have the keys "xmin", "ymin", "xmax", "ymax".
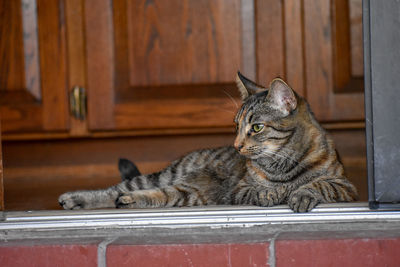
[{"xmin": 234, "ymin": 139, "xmax": 244, "ymax": 151}]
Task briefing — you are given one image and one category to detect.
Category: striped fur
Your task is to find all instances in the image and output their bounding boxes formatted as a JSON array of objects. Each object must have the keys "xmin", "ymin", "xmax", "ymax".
[{"xmin": 59, "ymin": 74, "xmax": 358, "ymax": 212}]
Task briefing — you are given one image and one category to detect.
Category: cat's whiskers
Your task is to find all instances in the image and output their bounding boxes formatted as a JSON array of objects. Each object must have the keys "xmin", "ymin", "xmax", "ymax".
[
  {"xmin": 214, "ymin": 106, "xmax": 236, "ymax": 115},
  {"xmin": 223, "ymin": 89, "xmax": 239, "ymax": 109}
]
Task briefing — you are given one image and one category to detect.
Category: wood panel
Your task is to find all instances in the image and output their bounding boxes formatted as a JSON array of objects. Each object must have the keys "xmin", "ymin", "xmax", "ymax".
[
  {"xmin": 0, "ymin": 0, "xmax": 42, "ymax": 131},
  {"xmin": 37, "ymin": 0, "xmax": 69, "ymax": 130},
  {"xmin": 0, "ymin": 114, "xmax": 4, "ymax": 210},
  {"xmin": 1, "ymin": 0, "xmax": 365, "ymax": 136},
  {"xmin": 3, "ymin": 133, "xmax": 235, "ymax": 210},
  {"xmin": 349, "ymin": 0, "xmax": 363, "ymax": 77},
  {"xmin": 65, "ymin": 0, "xmax": 88, "ymax": 136},
  {"xmin": 255, "ymin": 0, "xmax": 306, "ymax": 98},
  {"xmin": 85, "ymin": 0, "xmax": 115, "ymax": 130},
  {"xmin": 332, "ymin": 0, "xmax": 364, "ymax": 94},
  {"xmin": 255, "ymin": 0, "xmax": 285, "ymax": 87},
  {"xmin": 126, "ymin": 0, "xmax": 241, "ymax": 86},
  {"xmin": 0, "ymin": 0, "xmax": 368, "ymax": 211},
  {"xmin": 256, "ymin": 0, "xmax": 364, "ymax": 122},
  {"xmin": 0, "ymin": 0, "xmax": 39, "ymax": 98},
  {"xmin": 2, "ymin": 130, "xmax": 366, "ymax": 210},
  {"xmin": 86, "ymin": 0, "xmax": 245, "ymax": 131},
  {"xmin": 283, "ymin": 0, "xmax": 306, "ymax": 97},
  {"xmin": 240, "ymin": 0, "xmax": 256, "ymax": 80},
  {"xmin": 0, "ymin": 0, "xmax": 69, "ymax": 133},
  {"xmin": 332, "ymin": 0, "xmax": 352, "ymax": 93},
  {"xmin": 303, "ymin": 0, "xmax": 364, "ymax": 122}
]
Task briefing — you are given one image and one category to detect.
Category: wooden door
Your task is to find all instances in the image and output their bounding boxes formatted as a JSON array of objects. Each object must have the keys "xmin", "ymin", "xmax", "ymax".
[
  {"xmin": 0, "ymin": 0, "xmax": 69, "ymax": 134},
  {"xmin": 1, "ymin": 0, "xmax": 364, "ymax": 136},
  {"xmin": 255, "ymin": 0, "xmax": 364, "ymax": 122},
  {"xmin": 84, "ymin": 0, "xmax": 254, "ymax": 132},
  {"xmin": 303, "ymin": 0, "xmax": 364, "ymax": 121},
  {"xmin": 84, "ymin": 0, "xmax": 364, "ymax": 131}
]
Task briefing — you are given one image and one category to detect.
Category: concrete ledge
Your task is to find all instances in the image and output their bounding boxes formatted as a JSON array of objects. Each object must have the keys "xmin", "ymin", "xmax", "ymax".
[
  {"xmin": 1, "ymin": 203, "xmax": 400, "ymax": 266},
  {"xmin": 1, "ymin": 203, "xmax": 400, "ymax": 242},
  {"xmin": 3, "ymin": 203, "xmax": 400, "ymax": 229}
]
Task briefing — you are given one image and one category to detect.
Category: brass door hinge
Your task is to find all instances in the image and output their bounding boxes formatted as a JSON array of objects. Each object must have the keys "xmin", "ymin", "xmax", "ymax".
[{"xmin": 70, "ymin": 86, "xmax": 87, "ymax": 120}]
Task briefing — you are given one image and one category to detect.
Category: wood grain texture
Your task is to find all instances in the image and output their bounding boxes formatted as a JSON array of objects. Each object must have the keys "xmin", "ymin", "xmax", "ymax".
[
  {"xmin": 1, "ymin": 0, "xmax": 69, "ymax": 133},
  {"xmin": 0, "ymin": 105, "xmax": 43, "ymax": 132},
  {"xmin": 115, "ymin": 98, "xmax": 238, "ymax": 129},
  {"xmin": 126, "ymin": 0, "xmax": 241, "ymax": 86},
  {"xmin": 255, "ymin": 0, "xmax": 364, "ymax": 120},
  {"xmin": 0, "ymin": 0, "xmax": 35, "ymax": 147},
  {"xmin": 241, "ymin": 0, "xmax": 256, "ymax": 80},
  {"xmin": 2, "ymin": 130, "xmax": 366, "ymax": 210},
  {"xmin": 0, "ymin": 114, "xmax": 4, "ymax": 210},
  {"xmin": 113, "ymin": 0, "xmax": 131, "ymax": 101},
  {"xmin": 0, "ymin": 0, "xmax": 25, "ymax": 92},
  {"xmin": 256, "ymin": 0, "xmax": 306, "ymax": 96},
  {"xmin": 255, "ymin": 0, "xmax": 285, "ymax": 85},
  {"xmin": 0, "ymin": 0, "xmax": 42, "ymax": 100},
  {"xmin": 0, "ymin": 0, "xmax": 41, "ymax": 105},
  {"xmin": 0, "ymin": 0, "xmax": 369, "ymax": 211},
  {"xmin": 37, "ymin": 0, "xmax": 69, "ymax": 130},
  {"xmin": 114, "ymin": 83, "xmax": 239, "ymax": 129},
  {"xmin": 2, "ymin": 0, "xmax": 366, "ymax": 136},
  {"xmin": 3, "ymin": 133, "xmax": 235, "ymax": 210},
  {"xmin": 303, "ymin": 0, "xmax": 364, "ymax": 121},
  {"xmin": 2, "ymin": 126, "xmax": 236, "ymax": 141},
  {"xmin": 87, "ymin": 0, "xmax": 243, "ymax": 131},
  {"xmin": 21, "ymin": 0, "xmax": 41, "ymax": 100},
  {"xmin": 331, "ymin": 0, "xmax": 364, "ymax": 94},
  {"xmin": 1, "ymin": 121, "xmax": 365, "ymax": 141},
  {"xmin": 349, "ymin": 0, "xmax": 363, "ymax": 77},
  {"xmin": 85, "ymin": 0, "xmax": 115, "ymax": 130},
  {"xmin": 332, "ymin": 0, "xmax": 352, "ymax": 92},
  {"xmin": 65, "ymin": 0, "xmax": 88, "ymax": 136},
  {"xmin": 284, "ymin": 0, "xmax": 306, "ymax": 97}
]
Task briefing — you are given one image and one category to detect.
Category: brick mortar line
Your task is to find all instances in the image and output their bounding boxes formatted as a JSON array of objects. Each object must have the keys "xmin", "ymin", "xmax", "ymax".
[
  {"xmin": 268, "ymin": 233, "xmax": 280, "ymax": 267},
  {"xmin": 98, "ymin": 237, "xmax": 118, "ymax": 267}
]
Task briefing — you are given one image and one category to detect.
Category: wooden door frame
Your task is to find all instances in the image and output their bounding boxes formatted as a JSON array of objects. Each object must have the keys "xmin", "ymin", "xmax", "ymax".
[{"xmin": 0, "ymin": 113, "xmax": 4, "ymax": 210}]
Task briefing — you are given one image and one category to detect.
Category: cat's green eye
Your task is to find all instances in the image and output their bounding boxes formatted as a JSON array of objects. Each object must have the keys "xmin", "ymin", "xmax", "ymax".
[{"xmin": 252, "ymin": 124, "xmax": 264, "ymax": 133}]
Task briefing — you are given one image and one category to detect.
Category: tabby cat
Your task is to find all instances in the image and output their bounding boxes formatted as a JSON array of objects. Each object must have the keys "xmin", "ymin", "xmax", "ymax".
[{"xmin": 59, "ymin": 73, "xmax": 358, "ymax": 212}]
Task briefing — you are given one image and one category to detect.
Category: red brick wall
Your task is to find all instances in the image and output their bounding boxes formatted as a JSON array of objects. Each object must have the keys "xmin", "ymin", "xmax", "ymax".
[{"xmin": 1, "ymin": 238, "xmax": 400, "ymax": 267}]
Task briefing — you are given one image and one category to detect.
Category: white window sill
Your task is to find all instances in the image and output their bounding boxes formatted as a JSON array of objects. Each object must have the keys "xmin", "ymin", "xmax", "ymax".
[{"xmin": 1, "ymin": 202, "xmax": 400, "ymax": 232}]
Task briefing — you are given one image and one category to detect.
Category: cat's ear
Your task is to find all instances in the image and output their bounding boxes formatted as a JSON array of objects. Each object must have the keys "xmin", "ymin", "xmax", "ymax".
[
  {"xmin": 236, "ymin": 71, "xmax": 266, "ymax": 100},
  {"xmin": 267, "ymin": 78, "xmax": 297, "ymax": 116}
]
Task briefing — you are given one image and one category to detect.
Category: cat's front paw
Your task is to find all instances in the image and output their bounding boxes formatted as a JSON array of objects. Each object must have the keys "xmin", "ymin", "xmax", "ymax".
[
  {"xmin": 258, "ymin": 188, "xmax": 280, "ymax": 207},
  {"xmin": 58, "ymin": 192, "xmax": 86, "ymax": 210},
  {"xmin": 116, "ymin": 192, "xmax": 145, "ymax": 209},
  {"xmin": 288, "ymin": 189, "xmax": 320, "ymax": 213}
]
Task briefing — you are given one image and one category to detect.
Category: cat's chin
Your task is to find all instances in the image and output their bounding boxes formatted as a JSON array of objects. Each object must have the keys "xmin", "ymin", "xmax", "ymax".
[
  {"xmin": 239, "ymin": 152, "xmax": 264, "ymax": 160},
  {"xmin": 237, "ymin": 149, "xmax": 279, "ymax": 164}
]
